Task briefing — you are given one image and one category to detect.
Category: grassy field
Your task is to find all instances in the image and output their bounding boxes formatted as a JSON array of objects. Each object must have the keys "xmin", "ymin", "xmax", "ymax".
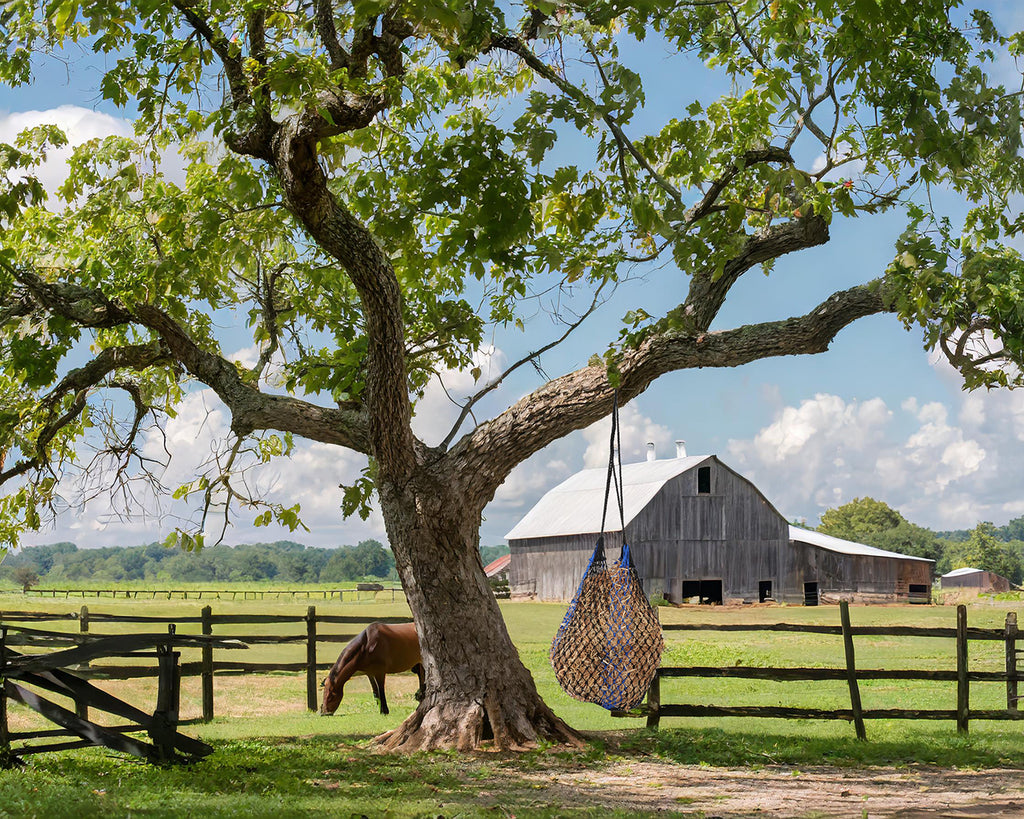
[{"xmin": 2, "ymin": 590, "xmax": 1024, "ymax": 817}]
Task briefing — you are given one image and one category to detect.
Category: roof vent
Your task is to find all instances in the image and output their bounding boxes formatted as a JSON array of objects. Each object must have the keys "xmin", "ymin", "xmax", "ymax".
[
  {"xmin": 646, "ymin": 442, "xmax": 656, "ymax": 462},
  {"xmin": 675, "ymin": 440, "xmax": 687, "ymax": 458}
]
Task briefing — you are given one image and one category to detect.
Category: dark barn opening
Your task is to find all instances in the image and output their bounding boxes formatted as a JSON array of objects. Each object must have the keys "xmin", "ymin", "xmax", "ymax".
[
  {"xmin": 909, "ymin": 583, "xmax": 930, "ymax": 603},
  {"xmin": 506, "ymin": 454, "xmax": 936, "ymax": 605},
  {"xmin": 700, "ymin": 579, "xmax": 723, "ymax": 605},
  {"xmin": 697, "ymin": 466, "xmax": 711, "ymax": 494}
]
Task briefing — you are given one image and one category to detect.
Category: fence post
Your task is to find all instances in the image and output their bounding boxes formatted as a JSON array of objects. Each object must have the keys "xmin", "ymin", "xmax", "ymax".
[
  {"xmin": 152, "ymin": 624, "xmax": 181, "ymax": 762},
  {"xmin": 956, "ymin": 604, "xmax": 969, "ymax": 735},
  {"xmin": 645, "ymin": 670, "xmax": 661, "ymax": 730},
  {"xmin": 306, "ymin": 606, "xmax": 317, "ymax": 711},
  {"xmin": 0, "ymin": 626, "xmax": 9, "ymax": 766},
  {"xmin": 77, "ymin": 605, "xmax": 90, "ymax": 720},
  {"xmin": 839, "ymin": 600, "xmax": 867, "ymax": 740},
  {"xmin": 1006, "ymin": 611, "xmax": 1019, "ymax": 714},
  {"xmin": 201, "ymin": 605, "xmax": 214, "ymax": 722}
]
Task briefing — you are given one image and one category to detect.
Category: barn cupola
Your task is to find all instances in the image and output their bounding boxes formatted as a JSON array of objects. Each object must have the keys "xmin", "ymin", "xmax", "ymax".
[
  {"xmin": 646, "ymin": 442, "xmax": 656, "ymax": 461},
  {"xmin": 675, "ymin": 440, "xmax": 687, "ymax": 458}
]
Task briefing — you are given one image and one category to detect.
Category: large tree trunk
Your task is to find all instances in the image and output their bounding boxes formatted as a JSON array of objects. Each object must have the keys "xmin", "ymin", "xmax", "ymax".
[{"xmin": 375, "ymin": 478, "xmax": 581, "ymax": 752}]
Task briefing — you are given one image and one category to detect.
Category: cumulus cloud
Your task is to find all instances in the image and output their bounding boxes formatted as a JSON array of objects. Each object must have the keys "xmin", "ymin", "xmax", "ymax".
[
  {"xmin": 581, "ymin": 402, "xmax": 674, "ymax": 467},
  {"xmin": 0, "ymin": 105, "xmax": 133, "ymax": 195},
  {"xmin": 0, "ymin": 104, "xmax": 189, "ymax": 198},
  {"xmin": 725, "ymin": 383, "xmax": 1024, "ymax": 531},
  {"xmin": 411, "ymin": 347, "xmax": 508, "ymax": 446},
  {"xmin": 27, "ymin": 387, "xmax": 386, "ymax": 549}
]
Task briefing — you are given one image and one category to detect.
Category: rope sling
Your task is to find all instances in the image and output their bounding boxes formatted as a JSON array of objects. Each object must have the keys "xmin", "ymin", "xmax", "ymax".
[{"xmin": 549, "ymin": 391, "xmax": 664, "ymax": 711}]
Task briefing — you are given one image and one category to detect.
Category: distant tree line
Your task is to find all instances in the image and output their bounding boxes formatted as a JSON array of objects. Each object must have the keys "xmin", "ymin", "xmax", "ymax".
[
  {"xmin": 0, "ymin": 540, "xmax": 510, "ymax": 587},
  {"xmin": 815, "ymin": 497, "xmax": 1024, "ymax": 585}
]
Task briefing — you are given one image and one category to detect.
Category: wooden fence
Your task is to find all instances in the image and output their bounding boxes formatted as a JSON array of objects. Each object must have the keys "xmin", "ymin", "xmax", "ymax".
[
  {"xmin": 0, "ymin": 606, "xmax": 410, "ymax": 724},
  {"xmin": 630, "ymin": 602, "xmax": 1022, "ymax": 737},
  {"xmin": 19, "ymin": 586, "xmax": 405, "ymax": 602},
  {"xmin": 0, "ymin": 625, "xmax": 248, "ymax": 766}
]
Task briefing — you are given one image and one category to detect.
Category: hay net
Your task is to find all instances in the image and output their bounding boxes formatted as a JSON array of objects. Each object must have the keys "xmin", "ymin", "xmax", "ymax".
[{"xmin": 549, "ymin": 393, "xmax": 664, "ymax": 711}]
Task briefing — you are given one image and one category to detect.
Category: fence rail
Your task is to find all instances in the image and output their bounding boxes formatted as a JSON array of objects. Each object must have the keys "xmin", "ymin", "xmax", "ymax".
[
  {"xmin": 6, "ymin": 602, "xmax": 1022, "ymax": 751},
  {"xmin": 626, "ymin": 603, "xmax": 1021, "ymax": 738},
  {"xmin": 0, "ymin": 626, "xmax": 237, "ymax": 766},
  {"xmin": 18, "ymin": 587, "xmax": 406, "ymax": 602},
  {"xmin": 0, "ymin": 606, "xmax": 411, "ymax": 724}
]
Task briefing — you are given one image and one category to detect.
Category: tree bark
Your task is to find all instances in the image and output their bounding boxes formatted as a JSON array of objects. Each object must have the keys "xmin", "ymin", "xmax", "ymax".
[{"xmin": 375, "ymin": 474, "xmax": 581, "ymax": 752}]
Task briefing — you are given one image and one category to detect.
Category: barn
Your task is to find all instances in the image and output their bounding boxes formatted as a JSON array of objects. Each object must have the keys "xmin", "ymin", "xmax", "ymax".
[
  {"xmin": 506, "ymin": 447, "xmax": 933, "ymax": 605},
  {"xmin": 940, "ymin": 567, "xmax": 1012, "ymax": 593}
]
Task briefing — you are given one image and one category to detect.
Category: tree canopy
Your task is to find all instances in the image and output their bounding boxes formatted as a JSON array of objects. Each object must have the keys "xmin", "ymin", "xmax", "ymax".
[{"xmin": 2, "ymin": 0, "xmax": 1024, "ymax": 750}]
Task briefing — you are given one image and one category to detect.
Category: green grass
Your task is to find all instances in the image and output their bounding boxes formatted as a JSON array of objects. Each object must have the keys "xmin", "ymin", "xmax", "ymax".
[{"xmin": 2, "ymin": 591, "xmax": 1024, "ymax": 816}]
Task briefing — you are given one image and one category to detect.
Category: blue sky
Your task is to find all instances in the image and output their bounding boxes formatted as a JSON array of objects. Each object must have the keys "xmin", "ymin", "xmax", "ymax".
[{"xmin": 4, "ymin": 8, "xmax": 1024, "ymax": 552}]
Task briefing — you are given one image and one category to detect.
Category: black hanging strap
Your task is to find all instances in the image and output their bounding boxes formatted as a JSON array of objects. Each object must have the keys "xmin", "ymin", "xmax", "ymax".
[{"xmin": 599, "ymin": 390, "xmax": 627, "ymax": 547}]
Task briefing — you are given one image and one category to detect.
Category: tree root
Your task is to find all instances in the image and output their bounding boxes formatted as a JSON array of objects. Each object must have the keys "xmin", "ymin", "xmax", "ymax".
[{"xmin": 375, "ymin": 694, "xmax": 583, "ymax": 753}]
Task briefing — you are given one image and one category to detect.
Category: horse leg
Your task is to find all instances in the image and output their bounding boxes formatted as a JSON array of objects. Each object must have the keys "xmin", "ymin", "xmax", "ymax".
[
  {"xmin": 412, "ymin": 663, "xmax": 425, "ymax": 702},
  {"xmin": 374, "ymin": 674, "xmax": 389, "ymax": 715}
]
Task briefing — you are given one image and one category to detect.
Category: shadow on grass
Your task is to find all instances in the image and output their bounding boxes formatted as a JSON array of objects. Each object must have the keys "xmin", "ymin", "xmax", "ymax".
[
  {"xmin": 605, "ymin": 723, "xmax": 1024, "ymax": 770},
  {"xmin": 4, "ymin": 725, "xmax": 1024, "ymax": 818}
]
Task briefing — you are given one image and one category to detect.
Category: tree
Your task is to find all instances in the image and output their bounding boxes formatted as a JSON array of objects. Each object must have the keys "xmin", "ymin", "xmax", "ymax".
[
  {"xmin": 869, "ymin": 520, "xmax": 944, "ymax": 563},
  {"xmin": 948, "ymin": 521, "xmax": 1021, "ymax": 581},
  {"xmin": 10, "ymin": 565, "xmax": 39, "ymax": 592},
  {"xmin": 818, "ymin": 497, "xmax": 906, "ymax": 543},
  {"xmin": 2, "ymin": 2, "xmax": 1024, "ymax": 750}
]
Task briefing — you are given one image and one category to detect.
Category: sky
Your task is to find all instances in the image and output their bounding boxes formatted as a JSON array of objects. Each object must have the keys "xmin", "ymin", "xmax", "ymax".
[{"xmin": 4, "ymin": 7, "xmax": 1024, "ymax": 553}]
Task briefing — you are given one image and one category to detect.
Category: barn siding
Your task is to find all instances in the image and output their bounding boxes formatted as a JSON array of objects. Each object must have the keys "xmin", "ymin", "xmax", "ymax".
[{"xmin": 508, "ymin": 456, "xmax": 933, "ymax": 604}]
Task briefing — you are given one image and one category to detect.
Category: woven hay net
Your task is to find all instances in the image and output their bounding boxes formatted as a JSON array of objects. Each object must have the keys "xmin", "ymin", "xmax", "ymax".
[{"xmin": 550, "ymin": 540, "xmax": 664, "ymax": 711}]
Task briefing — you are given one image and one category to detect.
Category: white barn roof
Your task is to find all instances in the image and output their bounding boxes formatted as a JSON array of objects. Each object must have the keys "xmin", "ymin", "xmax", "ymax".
[
  {"xmin": 504, "ymin": 455, "xmax": 712, "ymax": 540},
  {"xmin": 789, "ymin": 526, "xmax": 934, "ymax": 563},
  {"xmin": 941, "ymin": 567, "xmax": 985, "ymax": 578}
]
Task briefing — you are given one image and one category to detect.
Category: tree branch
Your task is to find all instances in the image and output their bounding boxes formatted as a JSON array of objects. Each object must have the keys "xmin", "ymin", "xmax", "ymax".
[
  {"xmin": 439, "ymin": 280, "xmax": 611, "ymax": 451},
  {"xmin": 449, "ymin": 280, "xmax": 891, "ymax": 509},
  {"xmin": 681, "ymin": 212, "xmax": 830, "ymax": 332}
]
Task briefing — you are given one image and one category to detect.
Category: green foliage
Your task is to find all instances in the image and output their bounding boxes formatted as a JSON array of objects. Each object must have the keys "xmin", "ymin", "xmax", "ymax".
[
  {"xmin": 818, "ymin": 497, "xmax": 906, "ymax": 542},
  {"xmin": 817, "ymin": 497, "xmax": 948, "ymax": 564},
  {"xmin": 945, "ymin": 521, "xmax": 1022, "ymax": 583},
  {"xmin": 0, "ymin": 539, "xmax": 501, "ymax": 585},
  {"xmin": 2, "ymin": 0, "xmax": 1024, "ymax": 560}
]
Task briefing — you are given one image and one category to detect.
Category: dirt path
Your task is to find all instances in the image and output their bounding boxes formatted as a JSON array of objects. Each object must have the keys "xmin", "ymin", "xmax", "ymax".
[{"xmin": 520, "ymin": 762, "xmax": 1024, "ymax": 817}]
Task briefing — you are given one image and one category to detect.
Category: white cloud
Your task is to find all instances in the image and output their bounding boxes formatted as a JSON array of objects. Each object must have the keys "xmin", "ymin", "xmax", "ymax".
[
  {"xmin": 582, "ymin": 402, "xmax": 674, "ymax": 468},
  {"xmin": 22, "ymin": 387, "xmax": 386, "ymax": 549},
  {"xmin": 0, "ymin": 105, "xmax": 133, "ymax": 195},
  {"xmin": 411, "ymin": 347, "xmax": 508, "ymax": 446},
  {"xmin": 725, "ymin": 382, "xmax": 1024, "ymax": 531},
  {"xmin": 0, "ymin": 104, "xmax": 189, "ymax": 199}
]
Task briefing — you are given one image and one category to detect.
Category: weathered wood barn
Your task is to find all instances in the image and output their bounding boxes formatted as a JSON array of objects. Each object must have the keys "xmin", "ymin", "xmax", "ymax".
[
  {"xmin": 940, "ymin": 567, "xmax": 1012, "ymax": 593},
  {"xmin": 506, "ymin": 448, "xmax": 933, "ymax": 605}
]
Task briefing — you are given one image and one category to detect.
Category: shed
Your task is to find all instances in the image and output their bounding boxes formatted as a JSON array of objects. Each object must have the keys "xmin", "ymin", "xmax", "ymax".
[
  {"xmin": 940, "ymin": 567, "xmax": 1012, "ymax": 593},
  {"xmin": 506, "ymin": 452, "xmax": 933, "ymax": 605},
  {"xmin": 483, "ymin": 554, "xmax": 511, "ymax": 582}
]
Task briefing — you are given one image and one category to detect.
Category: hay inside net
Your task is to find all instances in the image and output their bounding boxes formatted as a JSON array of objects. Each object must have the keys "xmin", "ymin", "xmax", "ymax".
[{"xmin": 550, "ymin": 540, "xmax": 664, "ymax": 711}]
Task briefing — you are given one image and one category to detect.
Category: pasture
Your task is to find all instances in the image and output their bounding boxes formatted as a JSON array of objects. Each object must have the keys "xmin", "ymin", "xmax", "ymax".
[{"xmin": 2, "ymin": 589, "xmax": 1024, "ymax": 817}]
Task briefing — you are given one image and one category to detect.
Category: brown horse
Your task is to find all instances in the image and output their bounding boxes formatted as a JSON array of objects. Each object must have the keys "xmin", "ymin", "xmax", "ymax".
[{"xmin": 320, "ymin": 621, "xmax": 424, "ymax": 716}]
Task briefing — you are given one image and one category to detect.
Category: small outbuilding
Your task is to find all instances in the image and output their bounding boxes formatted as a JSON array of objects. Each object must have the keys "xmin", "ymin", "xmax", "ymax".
[
  {"xmin": 483, "ymin": 553, "xmax": 511, "ymax": 583},
  {"xmin": 940, "ymin": 567, "xmax": 1012, "ymax": 593},
  {"xmin": 506, "ymin": 449, "xmax": 933, "ymax": 605}
]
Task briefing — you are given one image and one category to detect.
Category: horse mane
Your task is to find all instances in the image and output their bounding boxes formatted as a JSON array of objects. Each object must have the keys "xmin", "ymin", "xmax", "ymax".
[{"xmin": 328, "ymin": 626, "xmax": 368, "ymax": 685}]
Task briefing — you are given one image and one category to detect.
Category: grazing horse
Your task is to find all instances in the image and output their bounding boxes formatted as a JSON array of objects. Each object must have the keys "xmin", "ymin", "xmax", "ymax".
[{"xmin": 320, "ymin": 621, "xmax": 424, "ymax": 716}]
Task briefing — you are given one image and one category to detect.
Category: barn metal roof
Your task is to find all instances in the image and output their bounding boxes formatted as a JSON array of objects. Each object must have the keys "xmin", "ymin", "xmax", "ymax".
[
  {"xmin": 789, "ymin": 526, "xmax": 934, "ymax": 563},
  {"xmin": 941, "ymin": 567, "xmax": 985, "ymax": 578},
  {"xmin": 483, "ymin": 554, "xmax": 511, "ymax": 577},
  {"xmin": 504, "ymin": 456, "xmax": 712, "ymax": 540}
]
